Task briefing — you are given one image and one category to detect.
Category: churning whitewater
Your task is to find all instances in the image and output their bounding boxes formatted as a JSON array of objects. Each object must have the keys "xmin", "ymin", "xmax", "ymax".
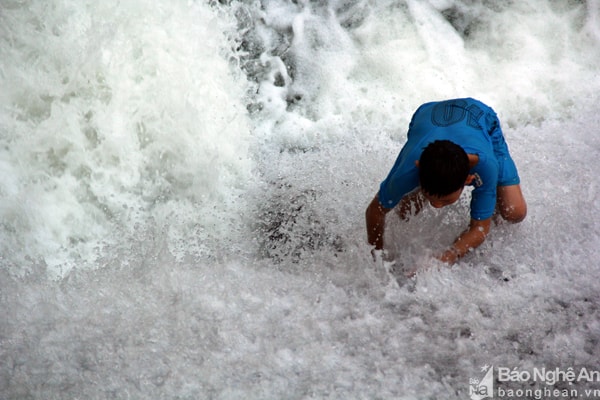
[{"xmin": 1, "ymin": 0, "xmax": 600, "ymax": 399}]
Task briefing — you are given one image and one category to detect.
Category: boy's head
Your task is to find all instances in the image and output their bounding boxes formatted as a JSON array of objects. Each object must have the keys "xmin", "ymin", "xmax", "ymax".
[{"xmin": 418, "ymin": 140, "xmax": 470, "ymax": 206}]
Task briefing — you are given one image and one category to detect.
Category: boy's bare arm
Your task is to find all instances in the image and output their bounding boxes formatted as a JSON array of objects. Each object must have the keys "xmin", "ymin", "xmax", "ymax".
[
  {"xmin": 366, "ymin": 191, "xmax": 422, "ymax": 250},
  {"xmin": 438, "ymin": 217, "xmax": 492, "ymax": 264},
  {"xmin": 365, "ymin": 193, "xmax": 392, "ymax": 250}
]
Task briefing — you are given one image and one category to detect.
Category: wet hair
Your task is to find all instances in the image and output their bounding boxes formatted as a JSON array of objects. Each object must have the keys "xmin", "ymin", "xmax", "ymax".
[{"xmin": 418, "ymin": 140, "xmax": 469, "ymax": 197}]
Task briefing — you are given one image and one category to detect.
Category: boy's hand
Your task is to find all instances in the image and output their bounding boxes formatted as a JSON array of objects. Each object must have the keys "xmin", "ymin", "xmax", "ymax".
[
  {"xmin": 441, "ymin": 218, "xmax": 491, "ymax": 264},
  {"xmin": 436, "ymin": 248, "xmax": 460, "ymax": 264},
  {"xmin": 371, "ymin": 248, "xmax": 385, "ymax": 263},
  {"xmin": 371, "ymin": 248, "xmax": 394, "ymax": 264}
]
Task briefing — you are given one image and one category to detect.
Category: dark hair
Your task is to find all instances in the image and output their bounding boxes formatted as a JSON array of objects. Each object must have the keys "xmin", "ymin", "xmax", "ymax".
[{"xmin": 419, "ymin": 140, "xmax": 469, "ymax": 197}]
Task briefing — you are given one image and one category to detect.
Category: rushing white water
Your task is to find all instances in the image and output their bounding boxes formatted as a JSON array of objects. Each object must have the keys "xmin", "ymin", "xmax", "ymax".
[{"xmin": 1, "ymin": 0, "xmax": 599, "ymax": 398}]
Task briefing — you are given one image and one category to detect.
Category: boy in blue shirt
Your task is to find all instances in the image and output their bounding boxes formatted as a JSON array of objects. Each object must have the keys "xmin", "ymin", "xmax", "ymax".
[{"xmin": 365, "ymin": 98, "xmax": 526, "ymax": 271}]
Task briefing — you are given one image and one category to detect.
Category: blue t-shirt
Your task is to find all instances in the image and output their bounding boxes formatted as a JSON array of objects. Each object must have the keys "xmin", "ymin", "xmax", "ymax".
[{"xmin": 379, "ymin": 98, "xmax": 502, "ymax": 220}]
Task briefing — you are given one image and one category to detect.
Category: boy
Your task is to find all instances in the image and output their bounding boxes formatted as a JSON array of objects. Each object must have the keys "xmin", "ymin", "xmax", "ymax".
[{"xmin": 365, "ymin": 98, "xmax": 526, "ymax": 269}]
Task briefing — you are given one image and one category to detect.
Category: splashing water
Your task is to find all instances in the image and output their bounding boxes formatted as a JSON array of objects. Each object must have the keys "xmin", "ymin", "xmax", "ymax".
[
  {"xmin": 1, "ymin": 0, "xmax": 600, "ymax": 399},
  {"xmin": 0, "ymin": 0, "xmax": 254, "ymax": 277}
]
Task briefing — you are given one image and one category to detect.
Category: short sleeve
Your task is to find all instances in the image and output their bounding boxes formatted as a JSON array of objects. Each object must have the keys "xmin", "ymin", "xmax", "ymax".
[
  {"xmin": 469, "ymin": 156, "xmax": 499, "ymax": 220},
  {"xmin": 378, "ymin": 167, "xmax": 420, "ymax": 209}
]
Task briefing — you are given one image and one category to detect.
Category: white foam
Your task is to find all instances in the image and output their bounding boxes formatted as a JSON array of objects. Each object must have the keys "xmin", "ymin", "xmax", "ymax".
[
  {"xmin": 0, "ymin": 0, "xmax": 255, "ymax": 276},
  {"xmin": 1, "ymin": 0, "xmax": 600, "ymax": 398}
]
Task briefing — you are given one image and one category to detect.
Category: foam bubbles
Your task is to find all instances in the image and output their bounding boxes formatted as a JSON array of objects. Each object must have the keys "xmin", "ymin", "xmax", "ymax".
[
  {"xmin": 249, "ymin": 0, "xmax": 599, "ymax": 140},
  {"xmin": 1, "ymin": 0, "xmax": 600, "ymax": 398},
  {"xmin": 0, "ymin": 0, "xmax": 254, "ymax": 276}
]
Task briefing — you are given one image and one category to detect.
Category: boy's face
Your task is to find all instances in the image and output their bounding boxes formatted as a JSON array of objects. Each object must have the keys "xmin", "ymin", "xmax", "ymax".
[{"xmin": 422, "ymin": 188, "xmax": 463, "ymax": 208}]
